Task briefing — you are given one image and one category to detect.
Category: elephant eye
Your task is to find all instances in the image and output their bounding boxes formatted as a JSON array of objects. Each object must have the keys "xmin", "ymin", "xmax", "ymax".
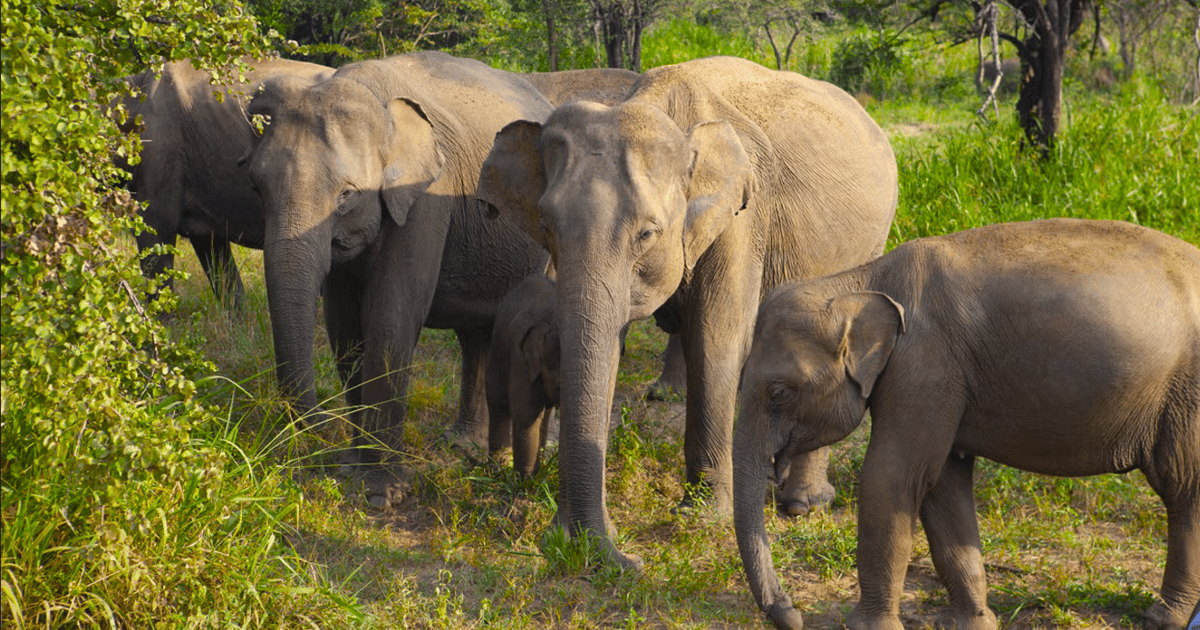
[
  {"xmin": 634, "ymin": 225, "xmax": 660, "ymax": 249},
  {"xmin": 336, "ymin": 186, "xmax": 359, "ymax": 212},
  {"xmin": 768, "ymin": 383, "xmax": 793, "ymax": 405}
]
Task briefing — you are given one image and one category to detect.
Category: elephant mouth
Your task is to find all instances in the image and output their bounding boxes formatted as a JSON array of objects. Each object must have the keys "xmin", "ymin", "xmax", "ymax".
[{"xmin": 772, "ymin": 441, "xmax": 800, "ymax": 488}]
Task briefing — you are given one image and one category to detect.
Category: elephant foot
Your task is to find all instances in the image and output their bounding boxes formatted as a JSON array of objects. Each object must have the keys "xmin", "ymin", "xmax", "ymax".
[
  {"xmin": 335, "ymin": 446, "xmax": 361, "ymax": 477},
  {"xmin": 346, "ymin": 467, "xmax": 410, "ymax": 510},
  {"xmin": 1143, "ymin": 601, "xmax": 1188, "ymax": 630},
  {"xmin": 935, "ymin": 607, "xmax": 997, "ymax": 630},
  {"xmin": 765, "ymin": 600, "xmax": 804, "ymax": 630},
  {"xmin": 672, "ymin": 482, "xmax": 733, "ymax": 518},
  {"xmin": 776, "ymin": 480, "xmax": 835, "ymax": 517},
  {"xmin": 845, "ymin": 608, "xmax": 905, "ymax": 630},
  {"xmin": 437, "ymin": 425, "xmax": 487, "ymax": 453}
]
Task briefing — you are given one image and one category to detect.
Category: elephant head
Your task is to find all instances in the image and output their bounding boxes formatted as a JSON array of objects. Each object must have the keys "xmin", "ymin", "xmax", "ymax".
[
  {"xmin": 733, "ymin": 286, "xmax": 904, "ymax": 629},
  {"xmin": 242, "ymin": 72, "xmax": 444, "ymax": 414},
  {"xmin": 477, "ymin": 100, "xmax": 755, "ymax": 565}
]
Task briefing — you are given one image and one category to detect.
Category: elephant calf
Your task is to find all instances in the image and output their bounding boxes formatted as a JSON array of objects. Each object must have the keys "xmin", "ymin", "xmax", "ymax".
[
  {"xmin": 733, "ymin": 219, "xmax": 1200, "ymax": 630},
  {"xmin": 486, "ymin": 274, "xmax": 561, "ymax": 478}
]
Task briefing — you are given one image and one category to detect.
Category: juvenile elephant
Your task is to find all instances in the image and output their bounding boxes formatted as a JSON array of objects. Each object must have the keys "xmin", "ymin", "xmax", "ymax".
[
  {"xmin": 119, "ymin": 58, "xmax": 332, "ymax": 308},
  {"xmin": 733, "ymin": 219, "xmax": 1200, "ymax": 630},
  {"xmin": 479, "ymin": 56, "xmax": 897, "ymax": 568},
  {"xmin": 486, "ymin": 274, "xmax": 561, "ymax": 478},
  {"xmin": 241, "ymin": 52, "xmax": 551, "ymax": 503}
]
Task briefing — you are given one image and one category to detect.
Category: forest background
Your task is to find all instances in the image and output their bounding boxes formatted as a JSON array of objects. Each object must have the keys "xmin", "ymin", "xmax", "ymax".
[{"xmin": 2, "ymin": 0, "xmax": 1198, "ymax": 627}]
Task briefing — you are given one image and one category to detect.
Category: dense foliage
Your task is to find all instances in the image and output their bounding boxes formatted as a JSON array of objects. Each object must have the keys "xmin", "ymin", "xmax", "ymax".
[{"xmin": 0, "ymin": 1, "xmax": 346, "ymax": 627}]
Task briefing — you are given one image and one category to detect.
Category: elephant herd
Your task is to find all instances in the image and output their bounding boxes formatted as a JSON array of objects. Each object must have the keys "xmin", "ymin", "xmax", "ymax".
[{"xmin": 119, "ymin": 53, "xmax": 1200, "ymax": 630}]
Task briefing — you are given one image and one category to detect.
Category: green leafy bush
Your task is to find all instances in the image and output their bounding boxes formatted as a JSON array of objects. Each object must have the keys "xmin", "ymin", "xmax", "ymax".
[
  {"xmin": 828, "ymin": 29, "xmax": 911, "ymax": 96},
  {"xmin": 1, "ymin": 1, "xmax": 350, "ymax": 627}
]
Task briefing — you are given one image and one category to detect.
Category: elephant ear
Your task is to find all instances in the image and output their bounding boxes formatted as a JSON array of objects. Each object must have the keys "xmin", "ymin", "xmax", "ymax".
[
  {"xmin": 381, "ymin": 97, "xmax": 444, "ymax": 228},
  {"xmin": 831, "ymin": 292, "xmax": 906, "ymax": 399},
  {"xmin": 520, "ymin": 323, "xmax": 560, "ymax": 397},
  {"xmin": 683, "ymin": 120, "xmax": 756, "ymax": 272},
  {"xmin": 477, "ymin": 120, "xmax": 550, "ymax": 250}
]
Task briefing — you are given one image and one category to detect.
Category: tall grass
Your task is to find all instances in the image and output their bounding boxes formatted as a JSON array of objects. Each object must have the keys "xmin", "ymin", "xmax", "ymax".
[{"xmin": 891, "ymin": 77, "xmax": 1199, "ymax": 247}]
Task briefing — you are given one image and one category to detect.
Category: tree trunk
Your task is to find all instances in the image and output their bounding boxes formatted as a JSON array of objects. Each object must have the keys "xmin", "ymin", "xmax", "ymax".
[
  {"xmin": 542, "ymin": 0, "xmax": 558, "ymax": 72},
  {"xmin": 765, "ymin": 19, "xmax": 783, "ymax": 70},
  {"xmin": 630, "ymin": 0, "xmax": 643, "ymax": 72},
  {"xmin": 1010, "ymin": 0, "xmax": 1089, "ymax": 154}
]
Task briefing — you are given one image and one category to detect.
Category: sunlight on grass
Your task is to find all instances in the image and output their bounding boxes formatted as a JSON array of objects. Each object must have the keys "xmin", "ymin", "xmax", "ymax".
[{"xmin": 125, "ymin": 26, "xmax": 1192, "ymax": 630}]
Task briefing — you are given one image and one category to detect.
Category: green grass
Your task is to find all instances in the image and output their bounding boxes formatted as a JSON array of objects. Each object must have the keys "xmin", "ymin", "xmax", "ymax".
[
  {"xmin": 6, "ymin": 21, "xmax": 1194, "ymax": 630},
  {"xmin": 146, "ymin": 69, "xmax": 1184, "ymax": 625}
]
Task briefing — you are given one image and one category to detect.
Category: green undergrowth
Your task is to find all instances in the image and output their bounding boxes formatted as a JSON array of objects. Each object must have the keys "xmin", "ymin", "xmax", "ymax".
[
  {"xmin": 890, "ymin": 77, "xmax": 1198, "ymax": 246},
  {"xmin": 5, "ymin": 14, "xmax": 1190, "ymax": 628},
  {"xmin": 141, "ymin": 51, "xmax": 1186, "ymax": 629}
]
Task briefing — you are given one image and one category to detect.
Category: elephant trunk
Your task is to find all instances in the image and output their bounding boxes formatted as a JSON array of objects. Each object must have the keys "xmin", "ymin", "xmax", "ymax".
[
  {"xmin": 264, "ymin": 228, "xmax": 331, "ymax": 419},
  {"xmin": 554, "ymin": 263, "xmax": 643, "ymax": 571},
  {"xmin": 733, "ymin": 405, "xmax": 804, "ymax": 630}
]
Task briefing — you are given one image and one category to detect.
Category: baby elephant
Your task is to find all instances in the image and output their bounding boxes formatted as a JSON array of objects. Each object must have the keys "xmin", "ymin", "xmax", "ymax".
[
  {"xmin": 733, "ymin": 219, "xmax": 1200, "ymax": 630},
  {"xmin": 487, "ymin": 274, "xmax": 561, "ymax": 477}
]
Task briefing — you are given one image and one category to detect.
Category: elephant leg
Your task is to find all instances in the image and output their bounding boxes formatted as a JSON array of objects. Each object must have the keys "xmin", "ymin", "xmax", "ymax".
[
  {"xmin": 677, "ymin": 259, "xmax": 760, "ymax": 516},
  {"xmin": 487, "ymin": 367, "xmax": 512, "ymax": 456},
  {"xmin": 919, "ymin": 453, "xmax": 997, "ymax": 630},
  {"xmin": 323, "ymin": 262, "xmax": 365, "ymax": 470},
  {"xmin": 647, "ymin": 333, "xmax": 687, "ymax": 401},
  {"xmin": 776, "ymin": 446, "xmax": 836, "ymax": 517},
  {"xmin": 848, "ymin": 393, "xmax": 962, "ymax": 630},
  {"xmin": 357, "ymin": 221, "xmax": 448, "ymax": 506},
  {"xmin": 191, "ymin": 234, "xmax": 246, "ymax": 310},
  {"xmin": 448, "ymin": 326, "xmax": 492, "ymax": 449},
  {"xmin": 1141, "ymin": 462, "xmax": 1200, "ymax": 629}
]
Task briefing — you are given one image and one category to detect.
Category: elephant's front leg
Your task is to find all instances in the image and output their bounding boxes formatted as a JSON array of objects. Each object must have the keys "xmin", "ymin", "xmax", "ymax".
[
  {"xmin": 323, "ymin": 261, "xmax": 366, "ymax": 471},
  {"xmin": 357, "ymin": 222, "xmax": 448, "ymax": 507},
  {"xmin": 919, "ymin": 453, "xmax": 997, "ymax": 630},
  {"xmin": 679, "ymin": 256, "xmax": 761, "ymax": 516},
  {"xmin": 849, "ymin": 395, "xmax": 963, "ymax": 630}
]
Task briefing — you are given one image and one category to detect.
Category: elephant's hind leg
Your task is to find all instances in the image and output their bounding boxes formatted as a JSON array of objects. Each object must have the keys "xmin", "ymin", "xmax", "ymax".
[
  {"xmin": 777, "ymin": 446, "xmax": 836, "ymax": 517},
  {"xmin": 448, "ymin": 326, "xmax": 492, "ymax": 449},
  {"xmin": 919, "ymin": 453, "xmax": 997, "ymax": 630},
  {"xmin": 192, "ymin": 234, "xmax": 246, "ymax": 310}
]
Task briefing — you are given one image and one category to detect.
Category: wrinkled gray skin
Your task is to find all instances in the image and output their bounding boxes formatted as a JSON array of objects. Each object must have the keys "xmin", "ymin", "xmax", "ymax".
[
  {"xmin": 486, "ymin": 274, "xmax": 561, "ymax": 478},
  {"xmin": 120, "ymin": 58, "xmax": 332, "ymax": 309},
  {"xmin": 479, "ymin": 56, "xmax": 898, "ymax": 568},
  {"xmin": 733, "ymin": 219, "xmax": 1200, "ymax": 630},
  {"xmin": 242, "ymin": 52, "xmax": 551, "ymax": 503}
]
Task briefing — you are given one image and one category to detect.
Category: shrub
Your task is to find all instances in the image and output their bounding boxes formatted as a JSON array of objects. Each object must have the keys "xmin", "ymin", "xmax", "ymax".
[
  {"xmin": 828, "ymin": 29, "xmax": 911, "ymax": 97},
  {"xmin": 1, "ymin": 1, "xmax": 347, "ymax": 626}
]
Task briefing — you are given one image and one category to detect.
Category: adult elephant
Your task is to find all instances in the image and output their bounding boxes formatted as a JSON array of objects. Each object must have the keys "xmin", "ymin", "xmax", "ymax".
[
  {"xmin": 119, "ymin": 58, "xmax": 332, "ymax": 309},
  {"xmin": 478, "ymin": 56, "xmax": 898, "ymax": 567},
  {"xmin": 241, "ymin": 52, "xmax": 551, "ymax": 504},
  {"xmin": 521, "ymin": 67, "xmax": 639, "ymax": 107}
]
